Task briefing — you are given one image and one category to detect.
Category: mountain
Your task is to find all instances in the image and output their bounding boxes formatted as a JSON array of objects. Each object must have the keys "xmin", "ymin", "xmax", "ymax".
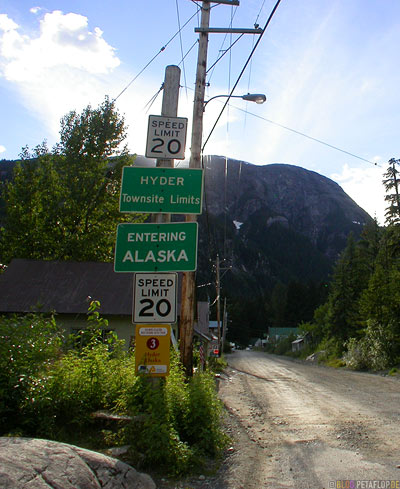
[
  {"xmin": 195, "ymin": 156, "xmax": 372, "ymax": 297},
  {"xmin": 1, "ymin": 155, "xmax": 372, "ymax": 297}
]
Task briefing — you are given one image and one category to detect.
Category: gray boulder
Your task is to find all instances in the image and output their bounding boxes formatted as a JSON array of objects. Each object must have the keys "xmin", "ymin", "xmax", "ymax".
[{"xmin": 0, "ymin": 437, "xmax": 156, "ymax": 489}]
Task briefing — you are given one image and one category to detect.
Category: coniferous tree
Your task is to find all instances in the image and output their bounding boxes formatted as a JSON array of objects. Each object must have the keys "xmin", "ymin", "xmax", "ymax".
[{"xmin": 383, "ymin": 157, "xmax": 400, "ymax": 225}]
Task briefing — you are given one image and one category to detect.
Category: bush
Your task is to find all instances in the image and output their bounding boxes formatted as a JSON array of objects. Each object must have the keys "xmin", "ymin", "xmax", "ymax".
[
  {"xmin": 122, "ymin": 352, "xmax": 228, "ymax": 475},
  {"xmin": 0, "ymin": 313, "xmax": 63, "ymax": 434},
  {"xmin": 25, "ymin": 339, "xmax": 134, "ymax": 440},
  {"xmin": 2, "ymin": 304, "xmax": 228, "ymax": 475},
  {"xmin": 344, "ymin": 320, "xmax": 395, "ymax": 371}
]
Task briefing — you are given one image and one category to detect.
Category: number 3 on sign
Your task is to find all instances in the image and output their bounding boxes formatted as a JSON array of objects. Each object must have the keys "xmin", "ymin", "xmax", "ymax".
[{"xmin": 147, "ymin": 337, "xmax": 159, "ymax": 350}]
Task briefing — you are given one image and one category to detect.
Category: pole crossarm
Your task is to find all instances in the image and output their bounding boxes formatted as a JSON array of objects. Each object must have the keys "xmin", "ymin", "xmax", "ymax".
[
  {"xmin": 195, "ymin": 27, "xmax": 263, "ymax": 34},
  {"xmin": 209, "ymin": 0, "xmax": 240, "ymax": 5}
]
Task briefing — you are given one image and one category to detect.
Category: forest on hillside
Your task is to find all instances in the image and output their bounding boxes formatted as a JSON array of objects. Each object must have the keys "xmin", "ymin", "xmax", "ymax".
[{"xmin": 227, "ymin": 159, "xmax": 400, "ymax": 370}]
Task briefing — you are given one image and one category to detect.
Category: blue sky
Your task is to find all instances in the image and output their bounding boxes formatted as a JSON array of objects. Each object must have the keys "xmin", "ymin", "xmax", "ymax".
[{"xmin": 1, "ymin": 0, "xmax": 400, "ymax": 223}]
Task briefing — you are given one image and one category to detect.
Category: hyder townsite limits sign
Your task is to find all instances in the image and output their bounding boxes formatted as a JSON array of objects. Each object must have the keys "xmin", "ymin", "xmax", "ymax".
[{"xmin": 119, "ymin": 167, "xmax": 203, "ymax": 215}]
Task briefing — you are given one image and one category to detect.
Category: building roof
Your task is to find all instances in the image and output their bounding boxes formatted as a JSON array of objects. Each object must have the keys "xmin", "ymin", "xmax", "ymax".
[
  {"xmin": 0, "ymin": 259, "xmax": 135, "ymax": 315},
  {"xmin": 269, "ymin": 327, "xmax": 299, "ymax": 336},
  {"xmin": 0, "ymin": 259, "xmax": 209, "ymax": 323}
]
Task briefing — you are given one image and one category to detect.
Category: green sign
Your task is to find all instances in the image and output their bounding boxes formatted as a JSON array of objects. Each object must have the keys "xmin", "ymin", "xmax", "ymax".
[
  {"xmin": 119, "ymin": 167, "xmax": 203, "ymax": 214},
  {"xmin": 114, "ymin": 222, "xmax": 198, "ymax": 272}
]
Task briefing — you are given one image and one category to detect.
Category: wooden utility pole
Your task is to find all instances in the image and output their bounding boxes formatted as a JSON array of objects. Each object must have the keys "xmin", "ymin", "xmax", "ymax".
[
  {"xmin": 179, "ymin": 1, "xmax": 211, "ymax": 377},
  {"xmin": 179, "ymin": 0, "xmax": 262, "ymax": 376},
  {"xmin": 154, "ymin": 65, "xmax": 181, "ymax": 224},
  {"xmin": 216, "ymin": 254, "xmax": 221, "ymax": 354}
]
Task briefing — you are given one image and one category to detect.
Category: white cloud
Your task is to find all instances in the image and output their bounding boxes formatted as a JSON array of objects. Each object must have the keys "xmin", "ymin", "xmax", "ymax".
[
  {"xmin": 0, "ymin": 10, "xmax": 120, "ymax": 81},
  {"xmin": 30, "ymin": 7, "xmax": 42, "ymax": 15},
  {"xmin": 330, "ymin": 164, "xmax": 386, "ymax": 225},
  {"xmin": 0, "ymin": 145, "xmax": 6, "ymax": 154},
  {"xmin": 0, "ymin": 14, "xmax": 18, "ymax": 32},
  {"xmin": 0, "ymin": 10, "xmax": 122, "ymax": 144}
]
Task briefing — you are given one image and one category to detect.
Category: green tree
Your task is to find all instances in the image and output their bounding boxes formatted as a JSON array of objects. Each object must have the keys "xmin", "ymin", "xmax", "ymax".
[
  {"xmin": 383, "ymin": 157, "xmax": 400, "ymax": 226},
  {"xmin": 323, "ymin": 233, "xmax": 364, "ymax": 344},
  {"xmin": 0, "ymin": 97, "xmax": 144, "ymax": 263}
]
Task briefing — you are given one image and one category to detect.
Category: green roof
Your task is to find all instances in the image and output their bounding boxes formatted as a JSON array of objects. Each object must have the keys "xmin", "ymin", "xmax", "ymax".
[{"xmin": 269, "ymin": 327, "xmax": 299, "ymax": 336}]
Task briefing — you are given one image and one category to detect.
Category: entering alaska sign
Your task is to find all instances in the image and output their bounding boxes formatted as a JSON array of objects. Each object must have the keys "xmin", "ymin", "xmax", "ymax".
[{"xmin": 114, "ymin": 222, "xmax": 198, "ymax": 272}]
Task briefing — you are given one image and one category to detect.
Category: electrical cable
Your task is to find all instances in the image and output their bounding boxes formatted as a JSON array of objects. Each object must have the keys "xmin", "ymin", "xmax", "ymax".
[
  {"xmin": 202, "ymin": 0, "xmax": 284, "ymax": 152},
  {"xmin": 206, "ymin": 34, "xmax": 244, "ymax": 75},
  {"xmin": 233, "ymin": 105, "xmax": 381, "ymax": 167},
  {"xmin": 176, "ymin": 0, "xmax": 188, "ymax": 99},
  {"xmin": 143, "ymin": 85, "xmax": 164, "ymax": 113},
  {"xmin": 112, "ymin": 7, "xmax": 200, "ymax": 102},
  {"xmin": 207, "ymin": 4, "xmax": 239, "ymax": 83},
  {"xmin": 255, "ymin": 0, "xmax": 268, "ymax": 26},
  {"xmin": 178, "ymin": 40, "xmax": 199, "ymax": 68},
  {"xmin": 182, "ymin": 84, "xmax": 378, "ymax": 167}
]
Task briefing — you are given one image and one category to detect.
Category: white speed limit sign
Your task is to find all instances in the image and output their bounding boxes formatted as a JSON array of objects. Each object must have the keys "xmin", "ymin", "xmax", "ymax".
[
  {"xmin": 145, "ymin": 115, "xmax": 188, "ymax": 160},
  {"xmin": 133, "ymin": 273, "xmax": 177, "ymax": 324}
]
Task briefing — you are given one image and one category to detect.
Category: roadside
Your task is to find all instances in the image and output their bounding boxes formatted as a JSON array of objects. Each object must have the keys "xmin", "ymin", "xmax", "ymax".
[{"xmin": 155, "ymin": 350, "xmax": 400, "ymax": 489}]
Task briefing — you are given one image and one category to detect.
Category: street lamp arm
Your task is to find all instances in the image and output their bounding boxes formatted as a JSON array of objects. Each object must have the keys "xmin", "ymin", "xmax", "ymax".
[{"xmin": 203, "ymin": 92, "xmax": 266, "ymax": 110}]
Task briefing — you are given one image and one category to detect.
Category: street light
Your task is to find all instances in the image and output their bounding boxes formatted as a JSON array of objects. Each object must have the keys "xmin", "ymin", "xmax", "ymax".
[{"xmin": 203, "ymin": 92, "xmax": 266, "ymax": 110}]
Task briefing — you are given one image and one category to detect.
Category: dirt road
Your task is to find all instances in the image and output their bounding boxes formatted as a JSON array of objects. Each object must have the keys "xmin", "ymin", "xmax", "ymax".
[{"xmin": 215, "ymin": 350, "xmax": 400, "ymax": 489}]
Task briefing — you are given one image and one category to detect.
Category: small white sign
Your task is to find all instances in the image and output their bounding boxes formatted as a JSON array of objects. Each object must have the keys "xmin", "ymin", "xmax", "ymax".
[
  {"xmin": 138, "ymin": 327, "xmax": 169, "ymax": 336},
  {"xmin": 137, "ymin": 365, "xmax": 168, "ymax": 374},
  {"xmin": 145, "ymin": 115, "xmax": 188, "ymax": 160},
  {"xmin": 133, "ymin": 273, "xmax": 177, "ymax": 324}
]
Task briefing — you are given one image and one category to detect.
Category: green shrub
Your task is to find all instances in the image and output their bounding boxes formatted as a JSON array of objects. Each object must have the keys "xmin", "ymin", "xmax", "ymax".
[
  {"xmin": 184, "ymin": 371, "xmax": 229, "ymax": 458},
  {"xmin": 123, "ymin": 353, "xmax": 228, "ymax": 475},
  {"xmin": 0, "ymin": 313, "xmax": 63, "ymax": 434},
  {"xmin": 344, "ymin": 321, "xmax": 395, "ymax": 371},
  {"xmin": 2, "ymin": 303, "xmax": 228, "ymax": 475},
  {"xmin": 24, "ymin": 333, "xmax": 134, "ymax": 440}
]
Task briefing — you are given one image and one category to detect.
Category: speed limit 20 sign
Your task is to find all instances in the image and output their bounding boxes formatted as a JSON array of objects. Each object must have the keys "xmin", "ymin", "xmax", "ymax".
[
  {"xmin": 133, "ymin": 273, "xmax": 177, "ymax": 324},
  {"xmin": 145, "ymin": 115, "xmax": 188, "ymax": 160}
]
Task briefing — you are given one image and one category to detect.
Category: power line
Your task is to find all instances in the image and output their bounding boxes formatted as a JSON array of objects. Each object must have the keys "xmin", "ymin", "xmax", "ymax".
[
  {"xmin": 202, "ymin": 0, "xmax": 284, "ymax": 152},
  {"xmin": 182, "ymin": 85, "xmax": 379, "ymax": 168},
  {"xmin": 234, "ymin": 105, "xmax": 381, "ymax": 167},
  {"xmin": 176, "ymin": 0, "xmax": 188, "ymax": 99},
  {"xmin": 112, "ymin": 7, "xmax": 200, "ymax": 102}
]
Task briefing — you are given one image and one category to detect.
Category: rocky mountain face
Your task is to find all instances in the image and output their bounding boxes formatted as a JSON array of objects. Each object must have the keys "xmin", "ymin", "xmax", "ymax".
[
  {"xmin": 1, "ymin": 155, "xmax": 372, "ymax": 298},
  {"xmin": 196, "ymin": 156, "xmax": 372, "ymax": 297}
]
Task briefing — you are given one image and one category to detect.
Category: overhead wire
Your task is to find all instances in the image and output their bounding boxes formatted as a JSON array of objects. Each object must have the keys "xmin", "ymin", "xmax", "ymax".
[
  {"xmin": 143, "ymin": 85, "xmax": 164, "ymax": 113},
  {"xmin": 112, "ymin": 6, "xmax": 201, "ymax": 102},
  {"xmin": 223, "ymin": 4, "xmax": 236, "ymax": 260},
  {"xmin": 175, "ymin": 0, "xmax": 188, "ymax": 99},
  {"xmin": 202, "ymin": 0, "xmax": 284, "ymax": 152},
  {"xmin": 182, "ymin": 84, "xmax": 378, "ymax": 167},
  {"xmin": 233, "ymin": 105, "xmax": 381, "ymax": 167},
  {"xmin": 206, "ymin": 34, "xmax": 244, "ymax": 75},
  {"xmin": 178, "ymin": 40, "xmax": 199, "ymax": 68}
]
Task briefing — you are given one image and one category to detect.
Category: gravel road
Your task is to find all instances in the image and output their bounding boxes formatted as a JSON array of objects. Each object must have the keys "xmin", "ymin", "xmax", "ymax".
[
  {"xmin": 157, "ymin": 350, "xmax": 400, "ymax": 489},
  {"xmin": 214, "ymin": 350, "xmax": 400, "ymax": 489}
]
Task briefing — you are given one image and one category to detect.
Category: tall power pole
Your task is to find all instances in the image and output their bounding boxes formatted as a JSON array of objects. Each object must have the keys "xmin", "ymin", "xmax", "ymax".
[
  {"xmin": 179, "ymin": 0, "xmax": 262, "ymax": 376},
  {"xmin": 154, "ymin": 65, "xmax": 181, "ymax": 224},
  {"xmin": 179, "ymin": 1, "xmax": 211, "ymax": 376}
]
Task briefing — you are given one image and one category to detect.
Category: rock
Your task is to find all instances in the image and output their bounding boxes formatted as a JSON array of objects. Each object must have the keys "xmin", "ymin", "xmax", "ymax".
[
  {"xmin": 0, "ymin": 437, "xmax": 156, "ymax": 489},
  {"xmin": 107, "ymin": 445, "xmax": 131, "ymax": 457},
  {"xmin": 306, "ymin": 351, "xmax": 326, "ymax": 362}
]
